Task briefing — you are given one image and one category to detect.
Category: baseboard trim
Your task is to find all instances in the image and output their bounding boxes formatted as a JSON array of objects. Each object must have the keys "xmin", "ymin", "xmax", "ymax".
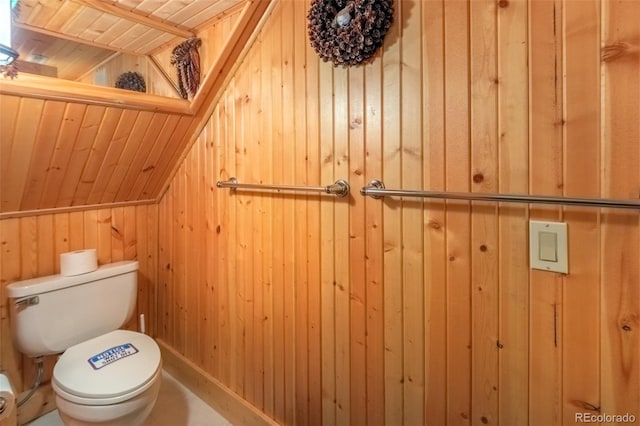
[{"xmin": 156, "ymin": 339, "xmax": 279, "ymax": 426}]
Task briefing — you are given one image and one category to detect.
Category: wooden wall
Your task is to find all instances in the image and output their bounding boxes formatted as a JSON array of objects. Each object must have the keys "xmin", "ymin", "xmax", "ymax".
[
  {"xmin": 76, "ymin": 53, "xmax": 181, "ymax": 98},
  {"xmin": 0, "ymin": 89, "xmax": 191, "ymax": 213},
  {"xmin": 157, "ymin": 0, "xmax": 640, "ymax": 425},
  {"xmin": 0, "ymin": 205, "xmax": 158, "ymax": 393}
]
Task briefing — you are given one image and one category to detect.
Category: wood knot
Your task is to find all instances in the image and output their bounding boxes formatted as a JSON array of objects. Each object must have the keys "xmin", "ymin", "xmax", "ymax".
[
  {"xmin": 481, "ymin": 416, "xmax": 489, "ymax": 424},
  {"xmin": 428, "ymin": 220, "xmax": 442, "ymax": 230},
  {"xmin": 622, "ymin": 324, "xmax": 632, "ymax": 332},
  {"xmin": 496, "ymin": 340, "xmax": 504, "ymax": 349},
  {"xmin": 473, "ymin": 173, "xmax": 485, "ymax": 183},
  {"xmin": 601, "ymin": 42, "xmax": 633, "ymax": 62},
  {"xmin": 479, "ymin": 244, "xmax": 488, "ymax": 252},
  {"xmin": 498, "ymin": 0, "xmax": 509, "ymax": 8}
]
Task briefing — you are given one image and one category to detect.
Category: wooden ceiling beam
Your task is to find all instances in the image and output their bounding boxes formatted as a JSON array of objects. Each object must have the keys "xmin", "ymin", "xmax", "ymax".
[
  {"xmin": 15, "ymin": 22, "xmax": 145, "ymax": 57},
  {"xmin": 71, "ymin": 0, "xmax": 196, "ymax": 39}
]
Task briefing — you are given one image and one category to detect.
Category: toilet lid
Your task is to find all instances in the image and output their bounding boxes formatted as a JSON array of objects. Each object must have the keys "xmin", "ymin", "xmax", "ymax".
[{"xmin": 53, "ymin": 330, "xmax": 161, "ymax": 399}]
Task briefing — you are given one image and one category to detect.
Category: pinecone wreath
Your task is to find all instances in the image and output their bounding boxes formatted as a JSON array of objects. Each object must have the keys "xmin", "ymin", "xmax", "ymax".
[
  {"xmin": 115, "ymin": 71, "xmax": 146, "ymax": 93},
  {"xmin": 308, "ymin": 0, "xmax": 393, "ymax": 66},
  {"xmin": 171, "ymin": 37, "xmax": 202, "ymax": 100}
]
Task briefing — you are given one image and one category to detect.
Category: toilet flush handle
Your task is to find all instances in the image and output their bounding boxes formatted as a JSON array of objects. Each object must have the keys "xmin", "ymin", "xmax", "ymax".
[{"xmin": 15, "ymin": 296, "xmax": 39, "ymax": 307}]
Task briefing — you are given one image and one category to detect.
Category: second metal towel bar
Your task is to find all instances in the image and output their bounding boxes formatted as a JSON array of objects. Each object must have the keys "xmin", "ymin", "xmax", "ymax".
[
  {"xmin": 217, "ymin": 177, "xmax": 350, "ymax": 198},
  {"xmin": 360, "ymin": 179, "xmax": 640, "ymax": 210}
]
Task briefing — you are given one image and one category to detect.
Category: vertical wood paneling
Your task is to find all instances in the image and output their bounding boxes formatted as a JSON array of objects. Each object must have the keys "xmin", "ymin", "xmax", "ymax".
[
  {"xmin": 75, "ymin": 108, "xmax": 125, "ymax": 206},
  {"xmin": 561, "ymin": 4, "xmax": 601, "ymax": 420},
  {"xmin": 381, "ymin": 0, "xmax": 402, "ymax": 423},
  {"xmin": 102, "ymin": 111, "xmax": 155, "ymax": 204},
  {"xmin": 497, "ymin": 0, "xmax": 530, "ymax": 424},
  {"xmin": 293, "ymin": 2, "xmax": 310, "ymax": 423},
  {"xmin": 1, "ymin": 98, "xmax": 45, "ymax": 212},
  {"xmin": 348, "ymin": 64, "xmax": 366, "ymax": 426},
  {"xmin": 280, "ymin": 4, "xmax": 297, "ymax": 422},
  {"xmin": 0, "ymin": 218, "xmax": 22, "ymax": 389},
  {"xmin": 363, "ymin": 40, "xmax": 384, "ymax": 426},
  {"xmin": 259, "ymin": 25, "xmax": 275, "ymax": 418},
  {"xmin": 601, "ymin": 0, "xmax": 640, "ymax": 419},
  {"xmin": 40, "ymin": 103, "xmax": 88, "ymax": 208},
  {"xmin": 528, "ymin": 1, "xmax": 564, "ymax": 425},
  {"xmin": 57, "ymin": 105, "xmax": 107, "ymax": 206},
  {"xmin": 401, "ymin": 1, "xmax": 425, "ymax": 424},
  {"xmin": 20, "ymin": 101, "xmax": 67, "ymax": 210},
  {"xmin": 304, "ymin": 0, "xmax": 322, "ymax": 420},
  {"xmin": 422, "ymin": 2, "xmax": 447, "ymax": 424},
  {"xmin": 444, "ymin": 1, "xmax": 472, "ymax": 424},
  {"xmin": 332, "ymin": 65, "xmax": 351, "ymax": 426},
  {"xmin": 470, "ymin": 1, "xmax": 499, "ymax": 425},
  {"xmin": 148, "ymin": 1, "xmax": 632, "ymax": 425},
  {"xmin": 318, "ymin": 31, "xmax": 336, "ymax": 426}
]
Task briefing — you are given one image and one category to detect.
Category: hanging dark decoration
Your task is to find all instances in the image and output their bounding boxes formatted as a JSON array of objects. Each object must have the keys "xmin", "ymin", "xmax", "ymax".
[
  {"xmin": 115, "ymin": 71, "xmax": 147, "ymax": 93},
  {"xmin": 308, "ymin": 0, "xmax": 393, "ymax": 67},
  {"xmin": 170, "ymin": 37, "xmax": 201, "ymax": 100},
  {"xmin": 1, "ymin": 0, "xmax": 21, "ymax": 79},
  {"xmin": 1, "ymin": 62, "xmax": 18, "ymax": 79}
]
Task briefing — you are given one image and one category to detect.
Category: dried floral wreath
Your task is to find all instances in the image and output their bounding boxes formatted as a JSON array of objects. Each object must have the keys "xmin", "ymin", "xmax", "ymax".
[
  {"xmin": 115, "ymin": 71, "xmax": 147, "ymax": 93},
  {"xmin": 171, "ymin": 37, "xmax": 201, "ymax": 100},
  {"xmin": 308, "ymin": 0, "xmax": 393, "ymax": 67}
]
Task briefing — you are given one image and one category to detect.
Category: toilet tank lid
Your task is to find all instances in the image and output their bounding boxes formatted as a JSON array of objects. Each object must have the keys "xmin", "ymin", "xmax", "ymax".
[{"xmin": 7, "ymin": 260, "xmax": 139, "ymax": 299}]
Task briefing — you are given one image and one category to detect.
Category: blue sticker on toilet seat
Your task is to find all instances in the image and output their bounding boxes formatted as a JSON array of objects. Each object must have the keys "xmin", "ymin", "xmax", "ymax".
[{"xmin": 88, "ymin": 343, "xmax": 138, "ymax": 370}]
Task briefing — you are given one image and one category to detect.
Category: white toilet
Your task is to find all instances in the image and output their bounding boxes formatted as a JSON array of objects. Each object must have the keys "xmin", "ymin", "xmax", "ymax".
[{"xmin": 7, "ymin": 260, "xmax": 162, "ymax": 426}]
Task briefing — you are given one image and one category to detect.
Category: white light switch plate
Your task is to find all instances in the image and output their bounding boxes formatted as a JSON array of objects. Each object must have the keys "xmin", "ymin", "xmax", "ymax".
[{"xmin": 529, "ymin": 220, "xmax": 568, "ymax": 274}]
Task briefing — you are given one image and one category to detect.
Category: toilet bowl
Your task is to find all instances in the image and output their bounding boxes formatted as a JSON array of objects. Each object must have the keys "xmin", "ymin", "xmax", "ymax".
[
  {"xmin": 7, "ymin": 260, "xmax": 162, "ymax": 425},
  {"xmin": 52, "ymin": 330, "xmax": 162, "ymax": 426}
]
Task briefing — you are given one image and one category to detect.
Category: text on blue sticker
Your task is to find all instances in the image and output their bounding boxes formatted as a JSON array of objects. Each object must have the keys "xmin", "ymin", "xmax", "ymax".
[{"xmin": 88, "ymin": 343, "xmax": 138, "ymax": 370}]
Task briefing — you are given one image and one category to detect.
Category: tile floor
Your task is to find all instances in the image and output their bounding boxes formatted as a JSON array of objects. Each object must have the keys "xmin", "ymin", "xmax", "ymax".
[{"xmin": 27, "ymin": 370, "xmax": 232, "ymax": 426}]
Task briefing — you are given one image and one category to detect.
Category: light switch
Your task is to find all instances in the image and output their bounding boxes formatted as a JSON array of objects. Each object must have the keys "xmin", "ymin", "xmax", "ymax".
[
  {"xmin": 529, "ymin": 221, "xmax": 568, "ymax": 273},
  {"xmin": 538, "ymin": 231, "xmax": 557, "ymax": 262}
]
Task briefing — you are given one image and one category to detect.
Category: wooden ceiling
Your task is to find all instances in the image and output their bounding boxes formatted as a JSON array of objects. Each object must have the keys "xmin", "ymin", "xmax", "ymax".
[{"xmin": 12, "ymin": 0, "xmax": 245, "ymax": 80}]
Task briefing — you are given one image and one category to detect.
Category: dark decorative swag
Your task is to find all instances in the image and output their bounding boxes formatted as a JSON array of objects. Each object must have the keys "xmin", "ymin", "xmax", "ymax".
[{"xmin": 308, "ymin": 0, "xmax": 393, "ymax": 66}]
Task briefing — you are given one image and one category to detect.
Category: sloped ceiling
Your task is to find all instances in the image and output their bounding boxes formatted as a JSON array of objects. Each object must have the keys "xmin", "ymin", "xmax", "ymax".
[
  {"xmin": 0, "ymin": 0, "xmax": 274, "ymax": 216},
  {"xmin": 13, "ymin": 0, "xmax": 245, "ymax": 77}
]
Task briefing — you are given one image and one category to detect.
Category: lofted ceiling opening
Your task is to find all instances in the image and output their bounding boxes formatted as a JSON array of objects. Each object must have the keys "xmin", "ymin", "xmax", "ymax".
[
  {"xmin": 0, "ymin": 0, "xmax": 275, "ymax": 217},
  {"xmin": 12, "ymin": 0, "xmax": 246, "ymax": 94}
]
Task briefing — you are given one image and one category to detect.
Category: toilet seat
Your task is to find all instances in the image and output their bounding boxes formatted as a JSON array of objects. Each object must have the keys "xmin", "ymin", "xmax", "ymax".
[{"xmin": 53, "ymin": 329, "xmax": 161, "ymax": 406}]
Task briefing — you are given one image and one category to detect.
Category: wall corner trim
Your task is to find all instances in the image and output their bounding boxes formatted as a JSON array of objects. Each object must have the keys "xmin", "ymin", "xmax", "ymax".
[
  {"xmin": 156, "ymin": 339, "xmax": 280, "ymax": 426},
  {"xmin": 0, "ymin": 199, "xmax": 158, "ymax": 220}
]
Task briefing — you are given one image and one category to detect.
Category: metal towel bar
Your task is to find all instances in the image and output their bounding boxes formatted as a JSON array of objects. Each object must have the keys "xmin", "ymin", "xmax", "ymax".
[
  {"xmin": 217, "ymin": 177, "xmax": 350, "ymax": 198},
  {"xmin": 360, "ymin": 179, "xmax": 640, "ymax": 210}
]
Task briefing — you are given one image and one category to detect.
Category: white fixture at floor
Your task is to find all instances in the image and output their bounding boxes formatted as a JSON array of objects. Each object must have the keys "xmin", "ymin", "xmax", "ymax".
[{"xmin": 7, "ymin": 261, "xmax": 162, "ymax": 426}]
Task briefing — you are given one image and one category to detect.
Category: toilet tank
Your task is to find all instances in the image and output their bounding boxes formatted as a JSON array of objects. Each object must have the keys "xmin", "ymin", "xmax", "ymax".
[{"xmin": 7, "ymin": 261, "xmax": 139, "ymax": 357}]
